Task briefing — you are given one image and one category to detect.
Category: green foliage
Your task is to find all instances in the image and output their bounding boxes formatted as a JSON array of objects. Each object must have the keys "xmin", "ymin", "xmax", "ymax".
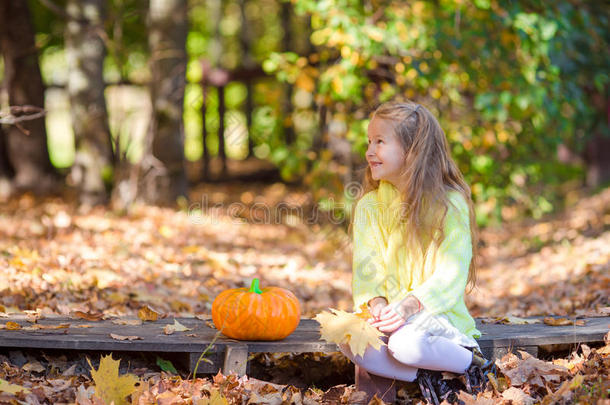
[{"xmin": 265, "ymin": 0, "xmax": 608, "ymax": 225}]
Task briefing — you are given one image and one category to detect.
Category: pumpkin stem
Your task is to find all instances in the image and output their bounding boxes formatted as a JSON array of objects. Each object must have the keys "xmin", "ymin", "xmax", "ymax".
[{"xmin": 249, "ymin": 278, "xmax": 263, "ymax": 294}]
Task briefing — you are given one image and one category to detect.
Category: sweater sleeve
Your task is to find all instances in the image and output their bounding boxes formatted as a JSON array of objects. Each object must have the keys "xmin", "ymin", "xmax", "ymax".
[
  {"xmin": 352, "ymin": 194, "xmax": 388, "ymax": 311},
  {"xmin": 409, "ymin": 193, "xmax": 472, "ymax": 316}
]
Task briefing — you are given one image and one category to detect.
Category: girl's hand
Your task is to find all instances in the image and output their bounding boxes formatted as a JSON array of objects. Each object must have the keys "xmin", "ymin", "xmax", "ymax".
[
  {"xmin": 367, "ymin": 297, "xmax": 388, "ymax": 321},
  {"xmin": 368, "ymin": 304, "xmax": 406, "ymax": 333}
]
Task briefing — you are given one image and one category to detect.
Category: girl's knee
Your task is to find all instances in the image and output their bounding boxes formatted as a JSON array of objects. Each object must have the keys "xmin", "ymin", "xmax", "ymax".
[{"xmin": 387, "ymin": 331, "xmax": 428, "ymax": 365}]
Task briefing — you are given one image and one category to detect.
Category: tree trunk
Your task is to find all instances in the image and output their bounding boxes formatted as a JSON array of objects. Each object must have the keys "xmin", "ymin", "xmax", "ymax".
[
  {"xmin": 584, "ymin": 133, "xmax": 610, "ymax": 187},
  {"xmin": 0, "ymin": 125, "xmax": 14, "ymax": 199},
  {"xmin": 65, "ymin": 0, "xmax": 115, "ymax": 205},
  {"xmin": 281, "ymin": 1, "xmax": 295, "ymax": 145},
  {"xmin": 239, "ymin": 0, "xmax": 255, "ymax": 157},
  {"xmin": 0, "ymin": 0, "xmax": 56, "ymax": 193},
  {"xmin": 144, "ymin": 0, "xmax": 188, "ymax": 205},
  {"xmin": 217, "ymin": 85, "xmax": 227, "ymax": 177},
  {"xmin": 0, "ymin": 124, "xmax": 12, "ymax": 174}
]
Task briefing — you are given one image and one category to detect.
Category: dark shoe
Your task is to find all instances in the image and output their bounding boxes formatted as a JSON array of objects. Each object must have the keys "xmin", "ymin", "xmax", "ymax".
[
  {"xmin": 416, "ymin": 369, "xmax": 466, "ymax": 405},
  {"xmin": 436, "ymin": 374, "xmax": 465, "ymax": 404},
  {"xmin": 464, "ymin": 353, "xmax": 496, "ymax": 394},
  {"xmin": 416, "ymin": 369, "xmax": 441, "ymax": 405}
]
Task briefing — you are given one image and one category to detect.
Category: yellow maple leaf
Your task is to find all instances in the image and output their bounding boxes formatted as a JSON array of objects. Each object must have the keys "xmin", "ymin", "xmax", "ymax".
[
  {"xmin": 355, "ymin": 303, "xmax": 372, "ymax": 320},
  {"xmin": 87, "ymin": 355, "xmax": 139, "ymax": 405},
  {"xmin": 0, "ymin": 378, "xmax": 30, "ymax": 395},
  {"xmin": 314, "ymin": 308, "xmax": 385, "ymax": 357}
]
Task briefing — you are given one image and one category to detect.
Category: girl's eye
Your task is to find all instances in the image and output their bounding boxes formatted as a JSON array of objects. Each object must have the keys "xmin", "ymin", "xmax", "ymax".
[{"xmin": 377, "ymin": 139, "xmax": 383, "ymax": 144}]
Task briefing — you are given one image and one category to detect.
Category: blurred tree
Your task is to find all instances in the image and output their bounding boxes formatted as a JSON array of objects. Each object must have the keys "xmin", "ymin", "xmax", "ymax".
[
  {"xmin": 0, "ymin": 0, "xmax": 57, "ymax": 194},
  {"xmin": 0, "ymin": 125, "xmax": 13, "ymax": 198},
  {"xmin": 142, "ymin": 0, "xmax": 188, "ymax": 204},
  {"xmin": 65, "ymin": 0, "xmax": 115, "ymax": 205}
]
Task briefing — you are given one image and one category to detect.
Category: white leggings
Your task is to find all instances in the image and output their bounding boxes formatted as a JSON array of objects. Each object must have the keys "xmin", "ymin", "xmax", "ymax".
[{"xmin": 339, "ymin": 322, "xmax": 474, "ymax": 382}]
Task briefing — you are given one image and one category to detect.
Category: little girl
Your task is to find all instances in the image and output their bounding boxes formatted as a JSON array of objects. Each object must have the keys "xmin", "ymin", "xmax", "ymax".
[{"xmin": 342, "ymin": 101, "xmax": 491, "ymax": 402}]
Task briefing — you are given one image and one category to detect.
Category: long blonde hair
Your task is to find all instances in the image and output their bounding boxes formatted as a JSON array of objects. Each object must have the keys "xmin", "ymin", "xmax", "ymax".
[{"xmin": 351, "ymin": 100, "xmax": 478, "ymax": 290}]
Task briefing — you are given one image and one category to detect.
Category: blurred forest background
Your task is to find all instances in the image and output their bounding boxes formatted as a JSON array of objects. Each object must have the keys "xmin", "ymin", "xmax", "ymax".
[{"xmin": 0, "ymin": 0, "xmax": 608, "ymax": 227}]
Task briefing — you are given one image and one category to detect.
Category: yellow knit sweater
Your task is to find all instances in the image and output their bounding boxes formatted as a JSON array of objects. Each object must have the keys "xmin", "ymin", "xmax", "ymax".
[{"xmin": 352, "ymin": 180, "xmax": 481, "ymax": 340}]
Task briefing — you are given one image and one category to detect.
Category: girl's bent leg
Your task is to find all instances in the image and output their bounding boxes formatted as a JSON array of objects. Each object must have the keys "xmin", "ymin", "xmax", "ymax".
[
  {"xmin": 387, "ymin": 326, "xmax": 472, "ymax": 373},
  {"xmin": 338, "ymin": 343, "xmax": 418, "ymax": 382}
]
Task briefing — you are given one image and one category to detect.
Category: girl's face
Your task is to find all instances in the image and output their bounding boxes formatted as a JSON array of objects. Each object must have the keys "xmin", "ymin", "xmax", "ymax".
[{"xmin": 366, "ymin": 117, "xmax": 406, "ymax": 187}]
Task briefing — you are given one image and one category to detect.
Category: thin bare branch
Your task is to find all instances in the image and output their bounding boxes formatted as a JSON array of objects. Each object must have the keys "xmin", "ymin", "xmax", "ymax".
[{"xmin": 0, "ymin": 106, "xmax": 47, "ymax": 126}]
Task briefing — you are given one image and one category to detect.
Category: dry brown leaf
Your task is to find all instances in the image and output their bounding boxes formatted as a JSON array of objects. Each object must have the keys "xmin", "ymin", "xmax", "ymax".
[
  {"xmin": 22, "ymin": 361, "xmax": 45, "ymax": 373},
  {"xmin": 138, "ymin": 306, "xmax": 159, "ymax": 322},
  {"xmin": 541, "ymin": 374, "xmax": 583, "ymax": 404},
  {"xmin": 543, "ymin": 317, "xmax": 586, "ymax": 326},
  {"xmin": 498, "ymin": 351, "xmax": 568, "ymax": 388},
  {"xmin": 501, "ymin": 387, "xmax": 536, "ymax": 405},
  {"xmin": 75, "ymin": 384, "xmax": 95, "ymax": 404},
  {"xmin": 456, "ymin": 391, "xmax": 496, "ymax": 405},
  {"xmin": 110, "ymin": 333, "xmax": 142, "ymax": 341},
  {"xmin": 71, "ymin": 311, "xmax": 104, "ymax": 321},
  {"xmin": 314, "ymin": 308, "xmax": 385, "ymax": 357}
]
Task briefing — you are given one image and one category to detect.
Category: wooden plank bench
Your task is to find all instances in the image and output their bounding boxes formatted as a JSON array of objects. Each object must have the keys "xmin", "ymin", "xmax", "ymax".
[{"xmin": 0, "ymin": 315, "xmax": 607, "ymax": 388}]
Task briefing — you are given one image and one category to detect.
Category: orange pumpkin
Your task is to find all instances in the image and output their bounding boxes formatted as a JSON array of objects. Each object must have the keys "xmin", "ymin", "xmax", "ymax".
[{"xmin": 211, "ymin": 278, "xmax": 300, "ymax": 340}]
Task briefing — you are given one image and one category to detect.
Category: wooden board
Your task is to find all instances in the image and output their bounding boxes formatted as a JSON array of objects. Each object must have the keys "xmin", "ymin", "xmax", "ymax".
[{"xmin": 1, "ymin": 315, "xmax": 608, "ymax": 374}]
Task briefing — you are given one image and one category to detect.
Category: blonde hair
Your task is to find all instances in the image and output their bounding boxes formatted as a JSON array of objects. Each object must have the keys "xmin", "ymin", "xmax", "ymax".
[{"xmin": 351, "ymin": 100, "xmax": 478, "ymax": 290}]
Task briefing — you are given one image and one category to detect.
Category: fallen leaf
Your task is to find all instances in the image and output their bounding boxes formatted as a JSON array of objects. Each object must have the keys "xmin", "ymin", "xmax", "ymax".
[
  {"xmin": 497, "ymin": 351, "xmax": 568, "ymax": 388},
  {"xmin": 22, "ymin": 361, "xmax": 45, "ymax": 373},
  {"xmin": 456, "ymin": 391, "xmax": 496, "ymax": 405},
  {"xmin": 502, "ymin": 387, "xmax": 536, "ymax": 405},
  {"xmin": 71, "ymin": 311, "xmax": 104, "ymax": 321},
  {"xmin": 75, "ymin": 384, "xmax": 95, "ymax": 404},
  {"xmin": 156, "ymin": 357, "xmax": 177, "ymax": 374},
  {"xmin": 481, "ymin": 316, "xmax": 541, "ymax": 325},
  {"xmin": 110, "ymin": 333, "xmax": 142, "ymax": 341},
  {"xmin": 0, "ymin": 378, "xmax": 30, "ymax": 395},
  {"xmin": 5, "ymin": 321, "xmax": 21, "ymax": 330},
  {"xmin": 138, "ymin": 305, "xmax": 159, "ymax": 322},
  {"xmin": 314, "ymin": 308, "xmax": 385, "ymax": 357},
  {"xmin": 24, "ymin": 309, "xmax": 44, "ymax": 323},
  {"xmin": 208, "ymin": 388, "xmax": 229, "ymax": 405},
  {"xmin": 112, "ymin": 319, "xmax": 142, "ymax": 326},
  {"xmin": 543, "ymin": 317, "xmax": 586, "ymax": 326},
  {"xmin": 164, "ymin": 319, "xmax": 192, "ymax": 335},
  {"xmin": 87, "ymin": 355, "xmax": 139, "ymax": 405}
]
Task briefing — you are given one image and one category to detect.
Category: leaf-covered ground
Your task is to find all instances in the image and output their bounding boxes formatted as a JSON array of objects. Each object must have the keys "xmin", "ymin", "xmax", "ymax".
[{"xmin": 0, "ymin": 183, "xmax": 608, "ymax": 404}]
